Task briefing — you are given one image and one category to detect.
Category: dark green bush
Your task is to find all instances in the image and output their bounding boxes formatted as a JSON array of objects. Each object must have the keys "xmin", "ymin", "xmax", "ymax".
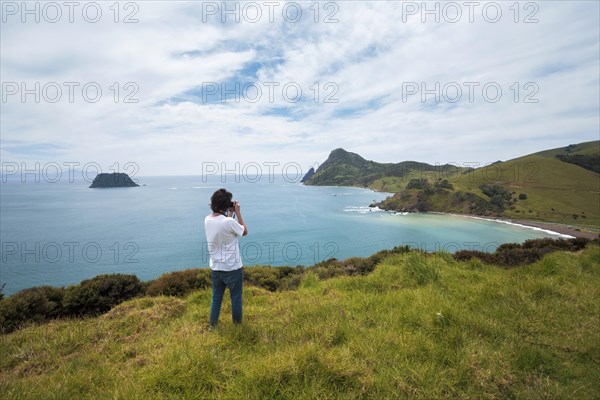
[
  {"xmin": 309, "ymin": 258, "xmax": 348, "ymax": 280},
  {"xmin": 305, "ymin": 255, "xmax": 379, "ymax": 279},
  {"xmin": 479, "ymin": 183, "xmax": 512, "ymax": 213},
  {"xmin": 520, "ymin": 237, "xmax": 589, "ymax": 251},
  {"xmin": 342, "ymin": 256, "xmax": 376, "ymax": 275},
  {"xmin": 453, "ymin": 250, "xmax": 497, "ymax": 264},
  {"xmin": 518, "ymin": 193, "xmax": 527, "ymax": 200},
  {"xmin": 368, "ymin": 245, "xmax": 412, "ymax": 265},
  {"xmin": 480, "ymin": 183, "xmax": 512, "ymax": 200},
  {"xmin": 243, "ymin": 266, "xmax": 305, "ymax": 291},
  {"xmin": 454, "ymin": 238, "xmax": 594, "ymax": 267},
  {"xmin": 275, "ymin": 266, "xmax": 305, "ymax": 291},
  {"xmin": 0, "ymin": 286, "xmax": 64, "ymax": 333},
  {"xmin": 63, "ymin": 274, "xmax": 143, "ymax": 316},
  {"xmin": 494, "ymin": 248, "xmax": 547, "ymax": 267},
  {"xmin": 434, "ymin": 179, "xmax": 454, "ymax": 190},
  {"xmin": 278, "ymin": 273, "xmax": 304, "ymax": 291},
  {"xmin": 556, "ymin": 153, "xmax": 600, "ymax": 173},
  {"xmin": 407, "ymin": 178, "xmax": 431, "ymax": 190},
  {"xmin": 244, "ymin": 266, "xmax": 281, "ymax": 291},
  {"xmin": 146, "ymin": 268, "xmax": 210, "ymax": 297}
]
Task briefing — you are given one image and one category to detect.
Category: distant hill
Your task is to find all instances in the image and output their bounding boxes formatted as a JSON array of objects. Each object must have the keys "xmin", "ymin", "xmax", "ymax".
[
  {"xmin": 303, "ymin": 148, "xmax": 465, "ymax": 189},
  {"xmin": 304, "ymin": 142, "xmax": 600, "ymax": 228}
]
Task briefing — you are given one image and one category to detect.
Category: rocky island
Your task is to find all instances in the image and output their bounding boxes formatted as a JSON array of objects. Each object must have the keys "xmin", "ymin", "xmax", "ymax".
[{"xmin": 89, "ymin": 173, "xmax": 139, "ymax": 188}]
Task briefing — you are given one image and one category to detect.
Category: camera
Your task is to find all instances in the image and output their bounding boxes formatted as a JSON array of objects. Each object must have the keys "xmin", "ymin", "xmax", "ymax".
[{"xmin": 229, "ymin": 201, "xmax": 236, "ymax": 209}]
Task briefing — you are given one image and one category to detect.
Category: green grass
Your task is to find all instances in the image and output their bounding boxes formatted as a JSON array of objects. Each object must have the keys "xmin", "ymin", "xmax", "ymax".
[
  {"xmin": 308, "ymin": 142, "xmax": 599, "ymax": 229},
  {"xmin": 373, "ymin": 141, "xmax": 599, "ymax": 229},
  {"xmin": 1, "ymin": 246, "xmax": 599, "ymax": 399},
  {"xmin": 452, "ymin": 141, "xmax": 600, "ymax": 227}
]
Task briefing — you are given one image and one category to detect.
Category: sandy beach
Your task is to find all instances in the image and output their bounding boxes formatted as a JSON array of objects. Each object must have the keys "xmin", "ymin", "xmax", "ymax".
[
  {"xmin": 433, "ymin": 212, "xmax": 600, "ymax": 239},
  {"xmin": 508, "ymin": 219, "xmax": 599, "ymax": 240}
]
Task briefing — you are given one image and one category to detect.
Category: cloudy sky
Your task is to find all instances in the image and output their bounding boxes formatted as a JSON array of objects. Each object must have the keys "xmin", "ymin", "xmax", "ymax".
[{"xmin": 1, "ymin": 1, "xmax": 599, "ymax": 176}]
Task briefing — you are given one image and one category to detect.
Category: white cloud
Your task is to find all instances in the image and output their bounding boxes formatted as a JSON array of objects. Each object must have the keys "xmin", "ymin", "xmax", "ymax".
[{"xmin": 1, "ymin": 1, "xmax": 598, "ymax": 175}]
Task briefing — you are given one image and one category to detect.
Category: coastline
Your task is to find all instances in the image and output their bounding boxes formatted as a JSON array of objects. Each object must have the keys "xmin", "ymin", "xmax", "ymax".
[
  {"xmin": 428, "ymin": 212, "xmax": 598, "ymax": 239},
  {"xmin": 366, "ymin": 186, "xmax": 598, "ymax": 239},
  {"xmin": 307, "ymin": 183, "xmax": 599, "ymax": 239}
]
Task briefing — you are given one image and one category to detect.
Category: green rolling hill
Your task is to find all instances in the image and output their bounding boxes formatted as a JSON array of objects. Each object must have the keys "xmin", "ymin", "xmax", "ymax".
[
  {"xmin": 1, "ymin": 246, "xmax": 599, "ymax": 399},
  {"xmin": 302, "ymin": 147, "xmax": 468, "ymax": 192},
  {"xmin": 303, "ymin": 141, "xmax": 600, "ymax": 229}
]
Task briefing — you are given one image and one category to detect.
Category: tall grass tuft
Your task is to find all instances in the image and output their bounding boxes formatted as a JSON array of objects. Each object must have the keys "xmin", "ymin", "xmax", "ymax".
[{"xmin": 403, "ymin": 253, "xmax": 441, "ymax": 286}]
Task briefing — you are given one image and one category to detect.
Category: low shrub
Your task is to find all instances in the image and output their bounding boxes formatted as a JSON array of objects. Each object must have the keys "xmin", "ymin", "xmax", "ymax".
[
  {"xmin": 407, "ymin": 178, "xmax": 431, "ymax": 190},
  {"xmin": 434, "ymin": 179, "xmax": 454, "ymax": 190},
  {"xmin": 306, "ymin": 249, "xmax": 410, "ymax": 281},
  {"xmin": 308, "ymin": 256, "xmax": 377, "ymax": 279},
  {"xmin": 342, "ymin": 256, "xmax": 376, "ymax": 275},
  {"xmin": 454, "ymin": 238, "xmax": 595, "ymax": 267},
  {"xmin": 0, "ymin": 286, "xmax": 64, "ymax": 333},
  {"xmin": 522, "ymin": 237, "xmax": 590, "ymax": 251},
  {"xmin": 244, "ymin": 266, "xmax": 281, "ymax": 291},
  {"xmin": 63, "ymin": 274, "xmax": 143, "ymax": 316},
  {"xmin": 278, "ymin": 273, "xmax": 304, "ymax": 291},
  {"xmin": 556, "ymin": 153, "xmax": 600, "ymax": 173},
  {"xmin": 453, "ymin": 250, "xmax": 497, "ymax": 264},
  {"xmin": 146, "ymin": 269, "xmax": 210, "ymax": 297},
  {"xmin": 275, "ymin": 266, "xmax": 305, "ymax": 291},
  {"xmin": 244, "ymin": 266, "xmax": 305, "ymax": 291},
  {"xmin": 368, "ymin": 245, "xmax": 412, "ymax": 265},
  {"xmin": 494, "ymin": 247, "xmax": 548, "ymax": 267}
]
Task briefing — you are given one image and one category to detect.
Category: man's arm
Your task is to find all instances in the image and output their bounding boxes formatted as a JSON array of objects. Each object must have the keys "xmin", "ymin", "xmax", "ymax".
[{"xmin": 233, "ymin": 201, "xmax": 248, "ymax": 236}]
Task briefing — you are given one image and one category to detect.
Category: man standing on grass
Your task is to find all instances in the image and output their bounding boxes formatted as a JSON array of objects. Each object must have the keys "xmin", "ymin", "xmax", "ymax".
[{"xmin": 204, "ymin": 188, "xmax": 248, "ymax": 328}]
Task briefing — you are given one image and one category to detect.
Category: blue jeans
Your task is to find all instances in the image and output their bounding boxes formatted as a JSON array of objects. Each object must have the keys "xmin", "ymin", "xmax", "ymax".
[{"xmin": 210, "ymin": 268, "xmax": 243, "ymax": 327}]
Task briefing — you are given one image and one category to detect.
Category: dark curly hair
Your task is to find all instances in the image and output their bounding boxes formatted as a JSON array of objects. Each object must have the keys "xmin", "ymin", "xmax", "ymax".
[{"xmin": 210, "ymin": 188, "xmax": 233, "ymax": 213}]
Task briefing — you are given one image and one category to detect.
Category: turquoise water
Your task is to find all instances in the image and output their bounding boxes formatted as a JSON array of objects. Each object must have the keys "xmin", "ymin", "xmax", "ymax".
[{"xmin": 0, "ymin": 176, "xmax": 564, "ymax": 295}]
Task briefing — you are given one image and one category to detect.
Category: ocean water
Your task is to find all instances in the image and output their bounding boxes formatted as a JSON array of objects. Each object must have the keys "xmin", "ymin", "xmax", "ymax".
[{"xmin": 0, "ymin": 175, "xmax": 565, "ymax": 295}]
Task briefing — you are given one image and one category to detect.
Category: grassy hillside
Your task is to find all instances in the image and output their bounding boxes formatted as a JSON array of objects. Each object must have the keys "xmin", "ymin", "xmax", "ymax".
[
  {"xmin": 303, "ymin": 148, "xmax": 465, "ymax": 191},
  {"xmin": 449, "ymin": 141, "xmax": 600, "ymax": 227},
  {"xmin": 1, "ymin": 246, "xmax": 599, "ymax": 399},
  {"xmin": 306, "ymin": 142, "xmax": 600, "ymax": 229}
]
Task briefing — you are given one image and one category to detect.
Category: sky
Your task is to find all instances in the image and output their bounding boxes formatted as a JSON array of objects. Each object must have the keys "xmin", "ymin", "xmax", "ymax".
[{"xmin": 1, "ymin": 1, "xmax": 599, "ymax": 177}]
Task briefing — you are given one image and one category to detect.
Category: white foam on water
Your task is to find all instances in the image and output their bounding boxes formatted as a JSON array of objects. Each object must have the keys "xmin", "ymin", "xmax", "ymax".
[
  {"xmin": 343, "ymin": 206, "xmax": 385, "ymax": 214},
  {"xmin": 389, "ymin": 211, "xmax": 411, "ymax": 216}
]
